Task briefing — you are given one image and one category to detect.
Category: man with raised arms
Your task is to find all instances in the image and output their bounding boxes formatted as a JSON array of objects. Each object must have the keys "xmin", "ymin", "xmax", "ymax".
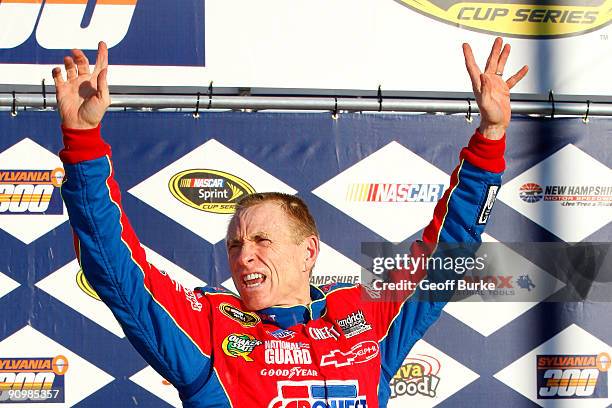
[{"xmin": 54, "ymin": 39, "xmax": 526, "ymax": 407}]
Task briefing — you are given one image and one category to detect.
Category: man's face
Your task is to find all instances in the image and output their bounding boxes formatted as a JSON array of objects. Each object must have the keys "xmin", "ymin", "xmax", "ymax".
[{"xmin": 226, "ymin": 202, "xmax": 317, "ymax": 311}]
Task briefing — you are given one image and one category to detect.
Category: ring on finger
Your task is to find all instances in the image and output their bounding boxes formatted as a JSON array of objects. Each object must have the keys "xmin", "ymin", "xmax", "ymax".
[{"xmin": 495, "ymin": 71, "xmax": 503, "ymax": 76}]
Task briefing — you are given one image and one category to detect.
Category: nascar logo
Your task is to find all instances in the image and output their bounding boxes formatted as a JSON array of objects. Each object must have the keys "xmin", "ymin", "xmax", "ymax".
[
  {"xmin": 169, "ymin": 170, "xmax": 255, "ymax": 214},
  {"xmin": 346, "ymin": 183, "xmax": 444, "ymax": 202},
  {"xmin": 268, "ymin": 380, "xmax": 367, "ymax": 408},
  {"xmin": 396, "ymin": 0, "xmax": 612, "ymax": 38},
  {"xmin": 0, "ymin": 0, "xmax": 137, "ymax": 50},
  {"xmin": 219, "ymin": 303, "xmax": 261, "ymax": 327},
  {"xmin": 0, "ymin": 169, "xmax": 64, "ymax": 214},
  {"xmin": 0, "ymin": 356, "xmax": 68, "ymax": 403}
]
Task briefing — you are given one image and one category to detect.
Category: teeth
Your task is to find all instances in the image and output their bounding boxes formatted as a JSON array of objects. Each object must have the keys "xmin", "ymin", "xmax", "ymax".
[{"xmin": 243, "ymin": 273, "xmax": 265, "ymax": 286}]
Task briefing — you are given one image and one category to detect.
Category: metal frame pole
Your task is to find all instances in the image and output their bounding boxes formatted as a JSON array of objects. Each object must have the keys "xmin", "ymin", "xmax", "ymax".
[{"xmin": 1, "ymin": 93, "xmax": 611, "ymax": 116}]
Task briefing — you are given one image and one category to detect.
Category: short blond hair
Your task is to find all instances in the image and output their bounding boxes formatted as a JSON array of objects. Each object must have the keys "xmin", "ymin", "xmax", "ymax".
[{"xmin": 231, "ymin": 192, "xmax": 319, "ymax": 243}]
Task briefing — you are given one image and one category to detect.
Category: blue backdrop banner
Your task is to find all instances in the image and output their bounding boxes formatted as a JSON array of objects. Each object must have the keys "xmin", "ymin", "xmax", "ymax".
[{"xmin": 0, "ymin": 111, "xmax": 610, "ymax": 407}]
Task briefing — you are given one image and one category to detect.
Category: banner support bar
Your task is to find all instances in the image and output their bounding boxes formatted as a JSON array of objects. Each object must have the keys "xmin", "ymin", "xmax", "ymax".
[{"xmin": 1, "ymin": 93, "xmax": 612, "ymax": 116}]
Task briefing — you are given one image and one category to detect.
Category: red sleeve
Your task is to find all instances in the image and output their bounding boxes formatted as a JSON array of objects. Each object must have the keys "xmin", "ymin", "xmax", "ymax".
[
  {"xmin": 59, "ymin": 124, "xmax": 112, "ymax": 164},
  {"xmin": 459, "ymin": 129, "xmax": 506, "ymax": 173}
]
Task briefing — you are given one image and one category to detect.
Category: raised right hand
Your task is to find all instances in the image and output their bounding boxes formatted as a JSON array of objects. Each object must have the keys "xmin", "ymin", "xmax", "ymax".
[{"xmin": 52, "ymin": 41, "xmax": 110, "ymax": 129}]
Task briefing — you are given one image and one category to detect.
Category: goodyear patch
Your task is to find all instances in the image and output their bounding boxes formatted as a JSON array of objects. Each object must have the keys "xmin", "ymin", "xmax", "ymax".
[
  {"xmin": 0, "ymin": 169, "xmax": 64, "ymax": 215},
  {"xmin": 219, "ymin": 303, "xmax": 261, "ymax": 327},
  {"xmin": 168, "ymin": 170, "xmax": 255, "ymax": 214},
  {"xmin": 0, "ymin": 356, "xmax": 68, "ymax": 403},
  {"xmin": 396, "ymin": 0, "xmax": 612, "ymax": 38}
]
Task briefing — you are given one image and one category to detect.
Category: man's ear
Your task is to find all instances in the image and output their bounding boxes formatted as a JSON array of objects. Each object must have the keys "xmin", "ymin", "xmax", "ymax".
[{"xmin": 303, "ymin": 235, "xmax": 319, "ymax": 272}]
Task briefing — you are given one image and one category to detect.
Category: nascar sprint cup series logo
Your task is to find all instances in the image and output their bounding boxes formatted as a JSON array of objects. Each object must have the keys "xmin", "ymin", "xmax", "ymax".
[
  {"xmin": 169, "ymin": 170, "xmax": 255, "ymax": 214},
  {"xmin": 0, "ymin": 356, "xmax": 68, "ymax": 403},
  {"xmin": 396, "ymin": 0, "xmax": 612, "ymax": 38},
  {"xmin": 0, "ymin": 169, "xmax": 64, "ymax": 215}
]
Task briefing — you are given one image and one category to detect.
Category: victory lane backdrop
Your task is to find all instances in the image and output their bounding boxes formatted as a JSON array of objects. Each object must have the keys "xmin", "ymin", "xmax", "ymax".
[{"xmin": 0, "ymin": 111, "xmax": 610, "ymax": 407}]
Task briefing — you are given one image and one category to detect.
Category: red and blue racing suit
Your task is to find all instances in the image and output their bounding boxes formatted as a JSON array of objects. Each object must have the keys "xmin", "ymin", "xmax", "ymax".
[{"xmin": 60, "ymin": 125, "xmax": 505, "ymax": 407}]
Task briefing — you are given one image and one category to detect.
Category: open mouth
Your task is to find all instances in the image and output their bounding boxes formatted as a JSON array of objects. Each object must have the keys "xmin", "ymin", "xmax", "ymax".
[{"xmin": 243, "ymin": 273, "xmax": 266, "ymax": 288}]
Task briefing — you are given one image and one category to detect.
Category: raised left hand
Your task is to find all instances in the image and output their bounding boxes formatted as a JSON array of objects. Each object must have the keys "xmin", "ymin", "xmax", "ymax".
[{"xmin": 463, "ymin": 37, "xmax": 529, "ymax": 140}]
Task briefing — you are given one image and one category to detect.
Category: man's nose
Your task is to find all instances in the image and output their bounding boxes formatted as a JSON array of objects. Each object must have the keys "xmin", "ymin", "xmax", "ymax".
[{"xmin": 237, "ymin": 243, "xmax": 256, "ymax": 265}]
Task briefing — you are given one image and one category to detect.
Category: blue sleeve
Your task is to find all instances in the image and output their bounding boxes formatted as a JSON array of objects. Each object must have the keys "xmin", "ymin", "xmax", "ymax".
[
  {"xmin": 374, "ymin": 132, "xmax": 504, "ymax": 404},
  {"xmin": 60, "ymin": 128, "xmax": 214, "ymax": 400}
]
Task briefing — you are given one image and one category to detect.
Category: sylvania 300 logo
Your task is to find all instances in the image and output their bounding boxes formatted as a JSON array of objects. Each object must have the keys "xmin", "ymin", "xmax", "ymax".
[{"xmin": 396, "ymin": 0, "xmax": 612, "ymax": 38}]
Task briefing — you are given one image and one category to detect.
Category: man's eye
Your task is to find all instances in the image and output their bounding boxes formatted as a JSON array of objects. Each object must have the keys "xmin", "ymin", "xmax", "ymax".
[{"xmin": 257, "ymin": 238, "xmax": 271, "ymax": 244}]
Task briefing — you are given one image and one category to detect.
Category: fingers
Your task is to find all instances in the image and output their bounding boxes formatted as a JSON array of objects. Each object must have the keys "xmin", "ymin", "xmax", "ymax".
[
  {"xmin": 92, "ymin": 41, "xmax": 108, "ymax": 77},
  {"xmin": 484, "ymin": 37, "xmax": 503, "ymax": 74},
  {"xmin": 51, "ymin": 67, "xmax": 64, "ymax": 87},
  {"xmin": 72, "ymin": 49, "xmax": 90, "ymax": 77},
  {"xmin": 506, "ymin": 65, "xmax": 529, "ymax": 89},
  {"xmin": 480, "ymin": 73, "xmax": 491, "ymax": 102},
  {"xmin": 462, "ymin": 43, "xmax": 481, "ymax": 92},
  {"xmin": 97, "ymin": 67, "xmax": 110, "ymax": 103},
  {"xmin": 63, "ymin": 56, "xmax": 77, "ymax": 81},
  {"xmin": 496, "ymin": 44, "xmax": 510, "ymax": 76}
]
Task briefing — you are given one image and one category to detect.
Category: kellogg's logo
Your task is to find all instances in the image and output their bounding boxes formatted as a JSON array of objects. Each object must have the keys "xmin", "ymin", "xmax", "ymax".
[
  {"xmin": 0, "ymin": 169, "xmax": 64, "ymax": 215},
  {"xmin": 168, "ymin": 170, "xmax": 255, "ymax": 214},
  {"xmin": 396, "ymin": 0, "xmax": 612, "ymax": 38}
]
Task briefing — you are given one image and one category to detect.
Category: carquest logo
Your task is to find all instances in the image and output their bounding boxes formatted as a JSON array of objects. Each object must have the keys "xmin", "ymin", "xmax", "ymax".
[
  {"xmin": 396, "ymin": 0, "xmax": 612, "ymax": 38},
  {"xmin": 168, "ymin": 170, "xmax": 255, "ymax": 214},
  {"xmin": 0, "ymin": 0, "xmax": 204, "ymax": 66}
]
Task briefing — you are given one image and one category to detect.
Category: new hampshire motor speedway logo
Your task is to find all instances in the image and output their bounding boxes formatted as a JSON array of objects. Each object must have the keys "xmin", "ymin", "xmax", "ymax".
[
  {"xmin": 0, "ymin": 356, "xmax": 68, "ymax": 403},
  {"xmin": 396, "ymin": 0, "xmax": 612, "ymax": 38},
  {"xmin": 0, "ymin": 169, "xmax": 64, "ymax": 215},
  {"xmin": 0, "ymin": 0, "xmax": 204, "ymax": 66},
  {"xmin": 519, "ymin": 182, "xmax": 612, "ymax": 206},
  {"xmin": 268, "ymin": 380, "xmax": 367, "ymax": 408},
  {"xmin": 537, "ymin": 352, "xmax": 610, "ymax": 399},
  {"xmin": 390, "ymin": 354, "xmax": 441, "ymax": 399},
  {"xmin": 169, "ymin": 170, "xmax": 255, "ymax": 214}
]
